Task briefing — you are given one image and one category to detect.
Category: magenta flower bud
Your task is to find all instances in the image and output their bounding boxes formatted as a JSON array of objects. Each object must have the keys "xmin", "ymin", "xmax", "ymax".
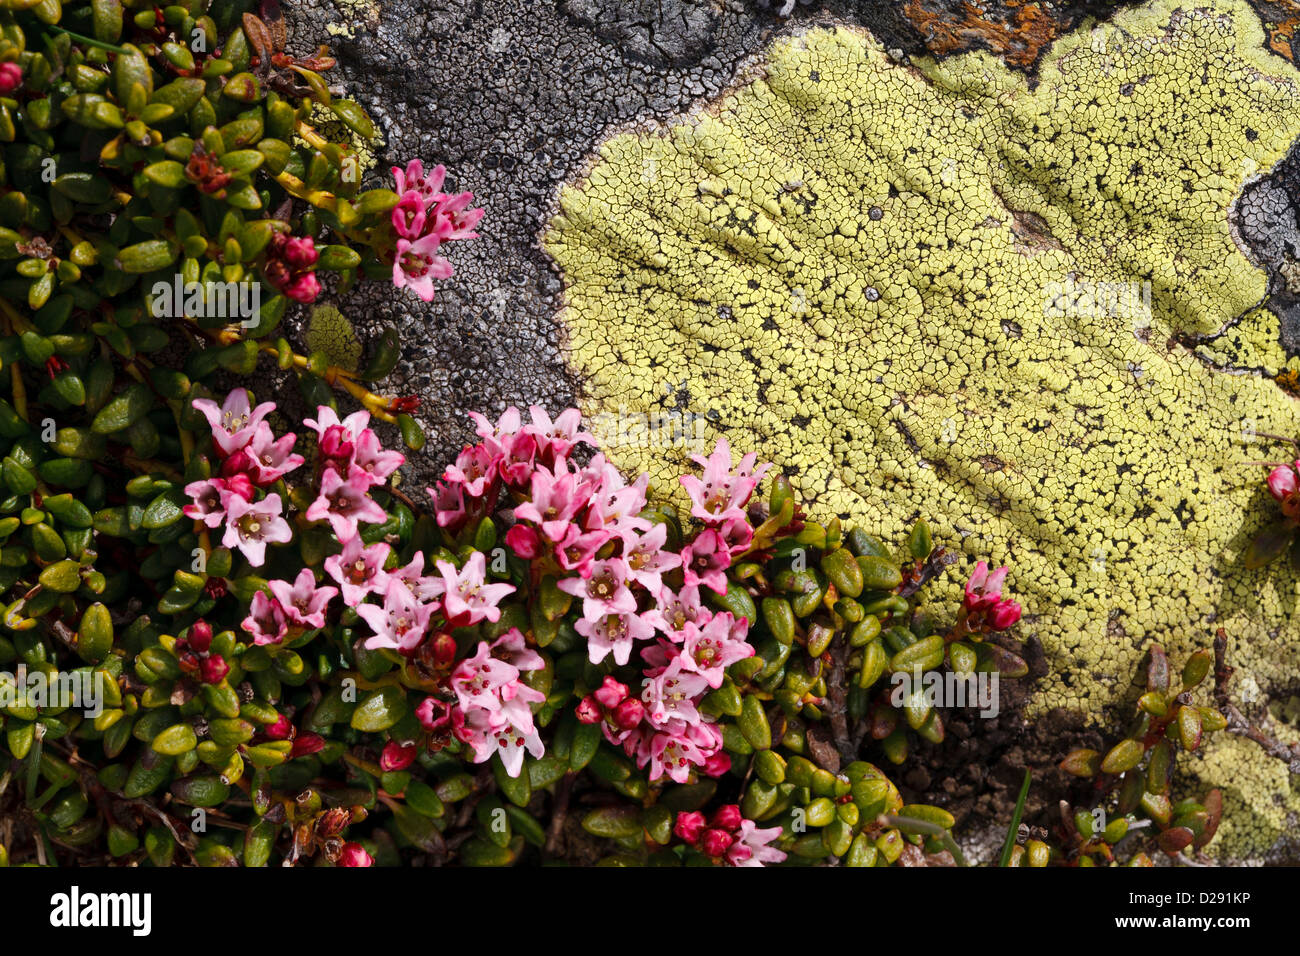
[
  {"xmin": 673, "ymin": 811, "xmax": 706, "ymax": 844},
  {"xmin": 338, "ymin": 842, "xmax": 373, "ymax": 867},
  {"xmin": 0, "ymin": 62, "xmax": 22, "ymax": 95},
  {"xmin": 988, "ymin": 599, "xmax": 1022, "ymax": 631},
  {"xmin": 701, "ymin": 828, "xmax": 734, "ymax": 857},
  {"xmin": 291, "ymin": 733, "xmax": 326, "ymax": 758},
  {"xmin": 505, "ymin": 523, "xmax": 540, "ymax": 559},
  {"xmin": 223, "ymin": 472, "xmax": 255, "ymax": 501},
  {"xmin": 380, "ymin": 740, "xmax": 417, "ymax": 771},
  {"xmin": 319, "ymin": 424, "xmax": 355, "ymax": 461},
  {"xmin": 431, "ymin": 633, "xmax": 458, "ymax": 667},
  {"xmin": 1267, "ymin": 464, "xmax": 1298, "ymax": 503},
  {"xmin": 264, "ymin": 714, "xmax": 293, "ymax": 740},
  {"xmin": 220, "ymin": 448, "xmax": 254, "ymax": 477},
  {"xmin": 187, "ymin": 619, "xmax": 213, "ymax": 654},
  {"xmin": 710, "ymin": 804, "xmax": 743, "ymax": 831},
  {"xmin": 613, "ymin": 698, "xmax": 644, "ymax": 730},
  {"xmin": 702, "ymin": 751, "xmax": 733, "ymax": 778},
  {"xmin": 281, "ymin": 236, "xmax": 319, "ymax": 269},
  {"xmin": 593, "ymin": 675, "xmax": 628, "ymax": 709},
  {"xmin": 284, "ymin": 271, "xmax": 321, "ymax": 304},
  {"xmin": 200, "ymin": 655, "xmax": 230, "ymax": 685},
  {"xmin": 575, "ymin": 695, "xmax": 602, "ymax": 724}
]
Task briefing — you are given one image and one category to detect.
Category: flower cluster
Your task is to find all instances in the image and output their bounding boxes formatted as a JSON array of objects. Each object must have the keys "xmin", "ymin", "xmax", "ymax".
[
  {"xmin": 959, "ymin": 561, "xmax": 1022, "ymax": 633},
  {"xmin": 673, "ymin": 804, "xmax": 786, "ymax": 867},
  {"xmin": 390, "ymin": 160, "xmax": 484, "ymax": 302},
  {"xmin": 263, "ymin": 232, "xmax": 322, "ymax": 304}
]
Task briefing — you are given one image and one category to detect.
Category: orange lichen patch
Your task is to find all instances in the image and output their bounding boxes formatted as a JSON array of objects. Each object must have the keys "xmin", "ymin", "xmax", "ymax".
[
  {"xmin": 1275, "ymin": 367, "xmax": 1300, "ymax": 395},
  {"xmin": 901, "ymin": 0, "xmax": 1064, "ymax": 69},
  {"xmin": 1251, "ymin": 0, "xmax": 1300, "ymax": 60}
]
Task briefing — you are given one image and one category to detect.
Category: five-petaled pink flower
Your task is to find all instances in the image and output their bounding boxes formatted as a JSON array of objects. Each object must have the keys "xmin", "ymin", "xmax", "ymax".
[
  {"xmin": 306, "ymin": 466, "xmax": 389, "ymax": 540},
  {"xmin": 222, "ymin": 492, "xmax": 292, "ymax": 566},
  {"xmin": 192, "ymin": 389, "xmax": 275, "ymax": 456},
  {"xmin": 268, "ymin": 568, "xmax": 338, "ymax": 630},
  {"xmin": 679, "ymin": 437, "xmax": 770, "ymax": 525},
  {"xmin": 356, "ymin": 578, "xmax": 435, "ymax": 652},
  {"xmin": 435, "ymin": 551, "xmax": 515, "ymax": 626}
]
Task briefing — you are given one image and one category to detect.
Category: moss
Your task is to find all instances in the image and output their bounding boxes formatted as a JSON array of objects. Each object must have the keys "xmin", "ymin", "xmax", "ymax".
[{"xmin": 546, "ymin": 0, "xmax": 1300, "ymax": 858}]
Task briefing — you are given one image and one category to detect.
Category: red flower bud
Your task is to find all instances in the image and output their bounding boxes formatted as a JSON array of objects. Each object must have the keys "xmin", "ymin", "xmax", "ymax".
[
  {"xmin": 380, "ymin": 740, "xmax": 417, "ymax": 772},
  {"xmin": 338, "ymin": 842, "xmax": 373, "ymax": 867},
  {"xmin": 223, "ymin": 472, "xmax": 255, "ymax": 501},
  {"xmin": 575, "ymin": 695, "xmax": 602, "ymax": 724},
  {"xmin": 291, "ymin": 732, "xmax": 326, "ymax": 757},
  {"xmin": 593, "ymin": 675, "xmax": 628, "ymax": 709},
  {"xmin": 711, "ymin": 804, "xmax": 743, "ymax": 831},
  {"xmin": 264, "ymin": 714, "xmax": 293, "ymax": 740},
  {"xmin": 988, "ymin": 599, "xmax": 1022, "ymax": 631},
  {"xmin": 187, "ymin": 619, "xmax": 213, "ymax": 654},
  {"xmin": 702, "ymin": 751, "xmax": 733, "ymax": 778},
  {"xmin": 220, "ymin": 449, "xmax": 254, "ymax": 478},
  {"xmin": 673, "ymin": 811, "xmax": 706, "ymax": 844},
  {"xmin": 0, "ymin": 62, "xmax": 23, "ymax": 95},
  {"xmin": 505, "ymin": 523, "xmax": 540, "ymax": 559},
  {"xmin": 613, "ymin": 698, "xmax": 644, "ymax": 730},
  {"xmin": 199, "ymin": 655, "xmax": 229, "ymax": 685},
  {"xmin": 701, "ymin": 828, "xmax": 735, "ymax": 857},
  {"xmin": 431, "ymin": 632, "xmax": 458, "ymax": 667}
]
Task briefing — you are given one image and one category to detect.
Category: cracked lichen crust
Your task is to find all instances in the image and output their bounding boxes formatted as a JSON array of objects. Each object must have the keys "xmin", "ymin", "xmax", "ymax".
[{"xmin": 546, "ymin": 0, "xmax": 1300, "ymax": 857}]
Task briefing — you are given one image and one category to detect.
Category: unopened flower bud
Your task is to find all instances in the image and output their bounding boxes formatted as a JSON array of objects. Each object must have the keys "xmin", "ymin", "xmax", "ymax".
[
  {"xmin": 338, "ymin": 842, "xmax": 373, "ymax": 867},
  {"xmin": 593, "ymin": 675, "xmax": 628, "ymax": 709},
  {"xmin": 702, "ymin": 828, "xmax": 734, "ymax": 857},
  {"xmin": 711, "ymin": 804, "xmax": 743, "ymax": 831},
  {"xmin": 575, "ymin": 696, "xmax": 602, "ymax": 724},
  {"xmin": 380, "ymin": 740, "xmax": 417, "ymax": 771},
  {"xmin": 613, "ymin": 698, "xmax": 644, "ymax": 730},
  {"xmin": 200, "ymin": 655, "xmax": 230, "ymax": 685},
  {"xmin": 673, "ymin": 811, "xmax": 706, "ymax": 844},
  {"xmin": 187, "ymin": 620, "xmax": 213, "ymax": 654},
  {"xmin": 264, "ymin": 714, "xmax": 293, "ymax": 740},
  {"xmin": 0, "ymin": 62, "xmax": 23, "ymax": 95}
]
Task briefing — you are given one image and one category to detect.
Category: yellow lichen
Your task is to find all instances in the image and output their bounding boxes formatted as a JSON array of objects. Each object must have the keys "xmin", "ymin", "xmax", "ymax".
[
  {"xmin": 305, "ymin": 304, "xmax": 362, "ymax": 372},
  {"xmin": 545, "ymin": 0, "xmax": 1300, "ymax": 856}
]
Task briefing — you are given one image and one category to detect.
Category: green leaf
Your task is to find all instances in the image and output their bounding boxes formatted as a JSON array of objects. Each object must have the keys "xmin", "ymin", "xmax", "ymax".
[
  {"xmin": 350, "ymin": 686, "xmax": 407, "ymax": 732},
  {"xmin": 329, "ymin": 99, "xmax": 375, "ymax": 139},
  {"xmin": 91, "ymin": 382, "xmax": 152, "ymax": 434},
  {"xmin": 999, "ymin": 768, "xmax": 1032, "ymax": 866},
  {"xmin": 39, "ymin": 559, "xmax": 83, "ymax": 593},
  {"xmin": 118, "ymin": 239, "xmax": 177, "ymax": 274}
]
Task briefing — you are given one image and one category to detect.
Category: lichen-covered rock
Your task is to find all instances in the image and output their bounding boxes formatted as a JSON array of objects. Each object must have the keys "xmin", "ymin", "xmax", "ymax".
[{"xmin": 545, "ymin": 0, "xmax": 1300, "ymax": 858}]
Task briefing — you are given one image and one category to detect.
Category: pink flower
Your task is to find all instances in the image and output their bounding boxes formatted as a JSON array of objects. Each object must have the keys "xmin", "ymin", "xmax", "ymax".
[
  {"xmin": 621, "ymin": 522, "xmax": 682, "ymax": 592},
  {"xmin": 351, "ymin": 428, "xmax": 405, "ymax": 486},
  {"xmin": 644, "ymin": 584, "xmax": 712, "ymax": 642},
  {"xmin": 391, "ymin": 159, "xmax": 448, "ymax": 204},
  {"xmin": 469, "ymin": 406, "xmax": 524, "ymax": 457},
  {"xmin": 428, "ymin": 190, "xmax": 484, "ymax": 242},
  {"xmin": 306, "ymin": 466, "xmax": 389, "ymax": 540},
  {"xmin": 496, "ymin": 431, "xmax": 537, "ymax": 486},
  {"xmin": 392, "ymin": 190, "xmax": 428, "ymax": 239},
  {"xmin": 303, "ymin": 406, "xmax": 370, "ymax": 463},
  {"xmin": 644, "ymin": 722, "xmax": 718, "ymax": 784},
  {"xmin": 575, "ymin": 611, "xmax": 653, "ymax": 666},
  {"xmin": 380, "ymin": 740, "xmax": 418, "ymax": 772},
  {"xmin": 641, "ymin": 657, "xmax": 710, "ymax": 727},
  {"xmin": 0, "ymin": 62, "xmax": 22, "ymax": 95},
  {"xmin": 338, "ymin": 843, "xmax": 373, "ymax": 867},
  {"xmin": 429, "ymin": 480, "xmax": 467, "ymax": 529},
  {"xmin": 222, "ymin": 492, "xmax": 292, "ymax": 566},
  {"xmin": 1267, "ymin": 463, "xmax": 1299, "ymax": 502},
  {"xmin": 726, "ymin": 820, "xmax": 786, "ymax": 867},
  {"xmin": 392, "ymin": 234, "xmax": 453, "ymax": 302},
  {"xmin": 282, "ymin": 271, "xmax": 320, "ymax": 304},
  {"xmin": 444, "ymin": 444, "xmax": 497, "ymax": 498},
  {"xmin": 679, "ymin": 614, "xmax": 754, "ymax": 687},
  {"xmin": 183, "ymin": 477, "xmax": 235, "ymax": 528},
  {"xmin": 679, "ymin": 438, "xmax": 770, "ymax": 525},
  {"xmin": 553, "ymin": 526, "xmax": 612, "ymax": 576},
  {"xmin": 323, "ymin": 535, "xmax": 393, "ymax": 607},
  {"xmin": 416, "ymin": 697, "xmax": 453, "ymax": 733},
  {"xmin": 192, "ymin": 389, "xmax": 275, "ymax": 456},
  {"xmin": 243, "ymin": 421, "xmax": 305, "ymax": 485},
  {"xmin": 964, "ymin": 561, "xmax": 1010, "ymax": 613},
  {"xmin": 435, "ymin": 551, "xmax": 515, "ymax": 626},
  {"xmin": 681, "ymin": 529, "xmax": 731, "ymax": 595},
  {"xmin": 356, "ymin": 578, "xmax": 435, "ymax": 652},
  {"xmin": 513, "ymin": 464, "xmax": 592, "ymax": 543},
  {"xmin": 242, "ymin": 590, "xmax": 288, "ymax": 646},
  {"xmin": 557, "ymin": 558, "xmax": 636, "ymax": 622},
  {"xmin": 524, "ymin": 406, "xmax": 593, "ymax": 460},
  {"xmin": 267, "ymin": 568, "xmax": 338, "ymax": 630}
]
